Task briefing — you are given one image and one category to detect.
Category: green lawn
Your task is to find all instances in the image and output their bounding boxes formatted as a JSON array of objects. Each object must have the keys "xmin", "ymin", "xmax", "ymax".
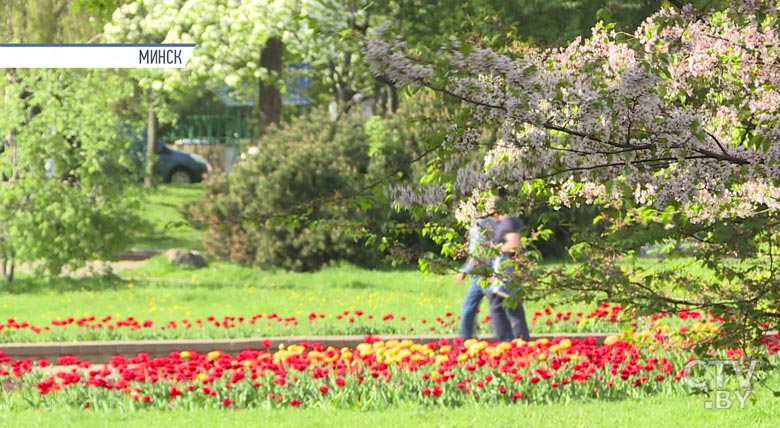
[
  {"xmin": 0, "ymin": 260, "xmax": 614, "ymax": 342},
  {"xmin": 1, "ymin": 392, "xmax": 776, "ymax": 428},
  {"xmin": 127, "ymin": 184, "xmax": 205, "ymax": 251},
  {"xmin": 0, "ymin": 183, "xmax": 723, "ymax": 341}
]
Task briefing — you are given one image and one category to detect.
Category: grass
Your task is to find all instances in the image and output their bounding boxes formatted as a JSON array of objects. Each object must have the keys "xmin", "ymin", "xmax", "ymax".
[
  {"xmin": 1, "ymin": 392, "xmax": 777, "ymax": 428},
  {"xmin": 0, "ymin": 259, "xmax": 616, "ymax": 342},
  {"xmin": 0, "ymin": 183, "xmax": 730, "ymax": 341},
  {"xmin": 127, "ymin": 184, "xmax": 205, "ymax": 251}
]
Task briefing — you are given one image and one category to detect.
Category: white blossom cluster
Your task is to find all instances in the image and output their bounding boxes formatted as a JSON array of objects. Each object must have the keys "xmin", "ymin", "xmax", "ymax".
[
  {"xmin": 453, "ymin": 189, "xmax": 488, "ymax": 224},
  {"xmin": 364, "ymin": 37, "xmax": 433, "ymax": 87},
  {"xmin": 386, "ymin": 183, "xmax": 447, "ymax": 209},
  {"xmin": 105, "ymin": 0, "xmax": 365, "ymax": 97},
  {"xmin": 453, "ymin": 159, "xmax": 488, "ymax": 197}
]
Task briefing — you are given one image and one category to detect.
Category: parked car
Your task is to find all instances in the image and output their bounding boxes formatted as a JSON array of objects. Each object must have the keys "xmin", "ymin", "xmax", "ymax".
[
  {"xmin": 131, "ymin": 135, "xmax": 212, "ymax": 184},
  {"xmin": 39, "ymin": 127, "xmax": 211, "ymax": 185}
]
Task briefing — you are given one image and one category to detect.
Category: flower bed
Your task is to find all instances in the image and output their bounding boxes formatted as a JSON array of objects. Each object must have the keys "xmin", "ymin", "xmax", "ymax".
[
  {"xmin": 2, "ymin": 333, "xmax": 778, "ymax": 410},
  {"xmin": 0, "ymin": 303, "xmax": 729, "ymax": 343}
]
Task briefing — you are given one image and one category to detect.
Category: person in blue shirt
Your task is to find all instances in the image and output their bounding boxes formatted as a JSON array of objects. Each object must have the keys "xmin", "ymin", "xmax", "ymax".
[
  {"xmin": 486, "ymin": 213, "xmax": 531, "ymax": 342},
  {"xmin": 454, "ymin": 197, "xmax": 499, "ymax": 340}
]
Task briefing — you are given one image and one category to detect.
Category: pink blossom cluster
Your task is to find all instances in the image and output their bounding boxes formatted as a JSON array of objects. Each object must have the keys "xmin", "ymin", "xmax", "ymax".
[{"xmin": 367, "ymin": 1, "xmax": 780, "ymax": 224}]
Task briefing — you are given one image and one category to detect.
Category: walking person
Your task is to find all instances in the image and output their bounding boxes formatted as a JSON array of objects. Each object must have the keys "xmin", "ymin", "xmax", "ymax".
[
  {"xmin": 454, "ymin": 197, "xmax": 499, "ymax": 340},
  {"xmin": 486, "ymin": 211, "xmax": 531, "ymax": 342}
]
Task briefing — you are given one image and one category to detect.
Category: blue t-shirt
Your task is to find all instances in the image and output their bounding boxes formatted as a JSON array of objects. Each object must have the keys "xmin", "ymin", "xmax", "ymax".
[{"xmin": 492, "ymin": 216, "xmax": 523, "ymax": 244}]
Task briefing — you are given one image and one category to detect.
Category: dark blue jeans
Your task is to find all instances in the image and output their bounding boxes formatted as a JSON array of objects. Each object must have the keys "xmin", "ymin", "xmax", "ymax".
[
  {"xmin": 459, "ymin": 275, "xmax": 485, "ymax": 340},
  {"xmin": 487, "ymin": 292, "xmax": 530, "ymax": 342}
]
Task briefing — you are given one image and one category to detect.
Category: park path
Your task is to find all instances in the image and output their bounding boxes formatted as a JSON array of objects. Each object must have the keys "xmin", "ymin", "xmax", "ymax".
[{"xmin": 14, "ymin": 248, "xmax": 159, "ymax": 278}]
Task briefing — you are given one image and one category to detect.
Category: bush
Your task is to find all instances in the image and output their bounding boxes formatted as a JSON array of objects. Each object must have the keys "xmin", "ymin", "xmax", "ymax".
[{"xmin": 186, "ymin": 93, "xmax": 448, "ymax": 271}]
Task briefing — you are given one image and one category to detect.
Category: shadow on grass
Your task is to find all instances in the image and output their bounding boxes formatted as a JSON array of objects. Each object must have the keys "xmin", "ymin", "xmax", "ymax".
[
  {"xmin": 0, "ymin": 274, "xmax": 128, "ymax": 295},
  {"xmin": 343, "ymin": 281, "xmax": 372, "ymax": 290}
]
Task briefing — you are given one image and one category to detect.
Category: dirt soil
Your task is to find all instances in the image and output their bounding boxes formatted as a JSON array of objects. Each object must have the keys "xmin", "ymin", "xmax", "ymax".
[
  {"xmin": 63, "ymin": 260, "xmax": 149, "ymax": 277},
  {"xmin": 15, "ymin": 258, "xmax": 152, "ymax": 278}
]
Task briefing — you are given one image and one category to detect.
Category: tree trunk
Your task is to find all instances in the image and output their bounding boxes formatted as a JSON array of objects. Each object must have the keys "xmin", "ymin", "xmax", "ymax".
[
  {"xmin": 145, "ymin": 102, "xmax": 157, "ymax": 187},
  {"xmin": 257, "ymin": 37, "xmax": 284, "ymax": 138},
  {"xmin": 2, "ymin": 253, "xmax": 14, "ymax": 284},
  {"xmin": 389, "ymin": 85, "xmax": 398, "ymax": 114}
]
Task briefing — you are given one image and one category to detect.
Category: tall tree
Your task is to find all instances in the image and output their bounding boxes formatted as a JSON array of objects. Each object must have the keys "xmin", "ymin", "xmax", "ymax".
[
  {"xmin": 0, "ymin": 70, "xmax": 144, "ymax": 283},
  {"xmin": 0, "ymin": 0, "xmax": 142, "ymax": 282},
  {"xmin": 104, "ymin": 0, "xmax": 323, "ymax": 137}
]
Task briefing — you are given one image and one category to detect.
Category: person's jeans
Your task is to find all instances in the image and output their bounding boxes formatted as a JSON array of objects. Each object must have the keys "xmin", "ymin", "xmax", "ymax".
[
  {"xmin": 487, "ymin": 292, "xmax": 531, "ymax": 342},
  {"xmin": 459, "ymin": 275, "xmax": 485, "ymax": 340}
]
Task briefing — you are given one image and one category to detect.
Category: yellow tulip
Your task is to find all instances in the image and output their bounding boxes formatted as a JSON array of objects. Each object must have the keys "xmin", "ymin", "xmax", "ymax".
[
  {"xmin": 469, "ymin": 341, "xmax": 488, "ymax": 352},
  {"xmin": 308, "ymin": 351, "xmax": 325, "ymax": 360}
]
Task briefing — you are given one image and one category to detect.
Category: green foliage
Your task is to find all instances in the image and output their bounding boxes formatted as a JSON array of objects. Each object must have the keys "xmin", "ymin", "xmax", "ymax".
[
  {"xmin": 0, "ymin": 0, "xmax": 109, "ymax": 43},
  {"xmin": 375, "ymin": 0, "xmax": 662, "ymax": 52},
  {"xmin": 0, "ymin": 70, "xmax": 144, "ymax": 282},
  {"xmin": 129, "ymin": 185, "xmax": 205, "ymax": 251},
  {"xmin": 71, "ymin": 0, "xmax": 129, "ymax": 18},
  {"xmin": 185, "ymin": 92, "xmax": 447, "ymax": 271}
]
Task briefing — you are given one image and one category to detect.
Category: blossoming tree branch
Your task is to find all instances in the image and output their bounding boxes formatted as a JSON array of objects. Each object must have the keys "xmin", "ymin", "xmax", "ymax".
[{"xmin": 368, "ymin": 1, "xmax": 780, "ymax": 352}]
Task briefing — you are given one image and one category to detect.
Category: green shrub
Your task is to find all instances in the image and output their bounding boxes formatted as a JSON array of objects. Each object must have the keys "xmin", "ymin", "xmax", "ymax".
[{"xmin": 186, "ymin": 93, "xmax": 448, "ymax": 271}]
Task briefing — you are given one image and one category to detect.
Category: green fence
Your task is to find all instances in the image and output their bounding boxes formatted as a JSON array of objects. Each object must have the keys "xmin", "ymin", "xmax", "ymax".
[{"xmin": 162, "ymin": 110, "xmax": 256, "ymax": 146}]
